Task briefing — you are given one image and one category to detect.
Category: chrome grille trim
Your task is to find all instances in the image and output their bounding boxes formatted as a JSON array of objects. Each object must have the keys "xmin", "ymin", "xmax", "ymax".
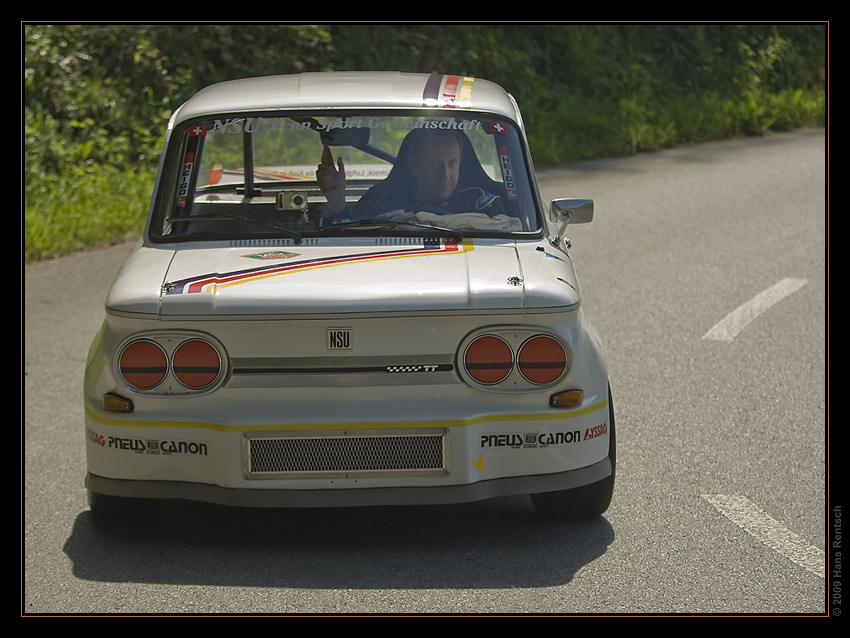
[
  {"xmin": 243, "ymin": 429, "xmax": 449, "ymax": 479},
  {"xmin": 227, "ymin": 355, "xmax": 458, "ymax": 388}
]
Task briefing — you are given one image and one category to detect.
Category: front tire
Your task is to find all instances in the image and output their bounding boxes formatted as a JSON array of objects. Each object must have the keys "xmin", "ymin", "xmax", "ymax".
[{"xmin": 531, "ymin": 386, "xmax": 616, "ymax": 520}]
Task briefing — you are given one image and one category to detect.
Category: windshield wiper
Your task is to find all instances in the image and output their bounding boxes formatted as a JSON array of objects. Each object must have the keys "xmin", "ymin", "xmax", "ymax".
[
  {"xmin": 166, "ymin": 213, "xmax": 303, "ymax": 243},
  {"xmin": 323, "ymin": 218, "xmax": 464, "ymax": 240}
]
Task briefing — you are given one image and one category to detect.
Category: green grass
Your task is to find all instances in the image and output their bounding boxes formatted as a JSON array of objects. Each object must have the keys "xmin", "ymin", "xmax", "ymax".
[{"xmin": 24, "ymin": 165, "xmax": 154, "ymax": 262}]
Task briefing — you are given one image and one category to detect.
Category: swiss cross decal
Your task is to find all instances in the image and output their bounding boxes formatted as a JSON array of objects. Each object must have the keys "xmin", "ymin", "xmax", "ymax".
[{"xmin": 488, "ymin": 121, "xmax": 507, "ymax": 135}]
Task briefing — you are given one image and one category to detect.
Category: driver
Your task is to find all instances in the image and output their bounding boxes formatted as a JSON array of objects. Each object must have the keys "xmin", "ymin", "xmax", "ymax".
[{"xmin": 316, "ymin": 129, "xmax": 504, "ymax": 218}]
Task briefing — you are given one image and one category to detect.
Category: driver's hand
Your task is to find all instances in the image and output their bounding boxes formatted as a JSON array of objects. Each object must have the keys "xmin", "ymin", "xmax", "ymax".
[{"xmin": 316, "ymin": 146, "xmax": 346, "ymax": 213}]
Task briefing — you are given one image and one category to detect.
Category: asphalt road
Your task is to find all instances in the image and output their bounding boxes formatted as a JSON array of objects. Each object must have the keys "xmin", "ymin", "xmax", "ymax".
[{"xmin": 23, "ymin": 129, "xmax": 828, "ymax": 615}]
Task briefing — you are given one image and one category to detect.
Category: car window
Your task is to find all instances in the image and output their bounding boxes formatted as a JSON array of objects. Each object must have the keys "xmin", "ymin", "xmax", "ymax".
[{"xmin": 152, "ymin": 112, "xmax": 541, "ymax": 241}]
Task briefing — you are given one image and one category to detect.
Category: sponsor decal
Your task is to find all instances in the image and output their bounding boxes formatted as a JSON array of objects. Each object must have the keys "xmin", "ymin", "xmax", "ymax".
[
  {"xmin": 86, "ymin": 427, "xmax": 105, "ymax": 447},
  {"xmin": 498, "ymin": 145, "xmax": 518, "ymax": 200},
  {"xmin": 166, "ymin": 238, "xmax": 472, "ymax": 295},
  {"xmin": 480, "ymin": 429, "xmax": 583, "ymax": 449},
  {"xmin": 242, "ymin": 251, "xmax": 300, "ymax": 260},
  {"xmin": 175, "ymin": 124, "xmax": 207, "ymax": 208},
  {"xmin": 583, "ymin": 422, "xmax": 608, "ymax": 440},
  {"xmin": 208, "ymin": 118, "xmax": 266, "ymax": 135},
  {"xmin": 107, "ymin": 435, "xmax": 209, "ymax": 456},
  {"xmin": 176, "ymin": 153, "xmax": 195, "ymax": 208},
  {"xmin": 207, "ymin": 116, "xmax": 485, "ymax": 135}
]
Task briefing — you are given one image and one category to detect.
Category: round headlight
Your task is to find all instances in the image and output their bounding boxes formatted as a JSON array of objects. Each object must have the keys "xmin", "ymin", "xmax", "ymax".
[
  {"xmin": 517, "ymin": 335, "xmax": 567, "ymax": 385},
  {"xmin": 119, "ymin": 340, "xmax": 168, "ymax": 390},
  {"xmin": 172, "ymin": 339, "xmax": 222, "ymax": 389},
  {"xmin": 463, "ymin": 335, "xmax": 514, "ymax": 385}
]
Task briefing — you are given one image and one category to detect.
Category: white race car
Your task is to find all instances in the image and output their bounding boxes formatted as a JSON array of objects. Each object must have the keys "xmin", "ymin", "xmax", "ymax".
[{"xmin": 83, "ymin": 72, "xmax": 614, "ymax": 522}]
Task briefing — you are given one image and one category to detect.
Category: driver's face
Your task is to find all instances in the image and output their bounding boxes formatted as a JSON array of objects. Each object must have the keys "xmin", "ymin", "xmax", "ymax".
[{"xmin": 409, "ymin": 136, "xmax": 461, "ymax": 205}]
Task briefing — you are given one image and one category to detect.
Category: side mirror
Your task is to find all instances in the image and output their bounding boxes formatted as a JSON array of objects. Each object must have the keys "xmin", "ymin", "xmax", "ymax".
[
  {"xmin": 550, "ymin": 198, "xmax": 593, "ymax": 224},
  {"xmin": 549, "ymin": 198, "xmax": 593, "ymax": 245}
]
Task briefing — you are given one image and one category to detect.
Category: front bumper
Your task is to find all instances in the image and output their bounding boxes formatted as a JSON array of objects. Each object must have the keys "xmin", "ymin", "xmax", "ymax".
[
  {"xmin": 83, "ymin": 391, "xmax": 612, "ymax": 507},
  {"xmin": 86, "ymin": 457, "xmax": 612, "ymax": 508}
]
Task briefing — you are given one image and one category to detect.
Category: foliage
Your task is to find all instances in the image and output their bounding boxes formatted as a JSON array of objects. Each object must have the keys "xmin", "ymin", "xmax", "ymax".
[{"xmin": 23, "ymin": 23, "xmax": 826, "ymax": 260}]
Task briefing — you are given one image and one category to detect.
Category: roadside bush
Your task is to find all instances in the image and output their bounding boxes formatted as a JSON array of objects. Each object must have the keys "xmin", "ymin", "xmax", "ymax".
[{"xmin": 23, "ymin": 23, "xmax": 826, "ymax": 261}]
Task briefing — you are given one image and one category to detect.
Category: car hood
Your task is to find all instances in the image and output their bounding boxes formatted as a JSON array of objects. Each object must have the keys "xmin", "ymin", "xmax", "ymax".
[{"xmin": 106, "ymin": 239, "xmax": 581, "ymax": 316}]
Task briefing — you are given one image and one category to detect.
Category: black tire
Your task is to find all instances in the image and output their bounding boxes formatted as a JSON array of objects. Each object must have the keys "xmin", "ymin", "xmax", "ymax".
[{"xmin": 531, "ymin": 385, "xmax": 616, "ymax": 520}]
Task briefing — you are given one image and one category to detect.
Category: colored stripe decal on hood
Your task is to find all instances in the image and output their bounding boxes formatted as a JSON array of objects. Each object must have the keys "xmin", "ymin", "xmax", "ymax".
[{"xmin": 166, "ymin": 239, "xmax": 472, "ymax": 295}]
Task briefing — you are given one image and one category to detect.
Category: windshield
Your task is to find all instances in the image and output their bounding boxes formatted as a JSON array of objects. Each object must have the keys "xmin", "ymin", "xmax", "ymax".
[{"xmin": 151, "ymin": 112, "xmax": 541, "ymax": 242}]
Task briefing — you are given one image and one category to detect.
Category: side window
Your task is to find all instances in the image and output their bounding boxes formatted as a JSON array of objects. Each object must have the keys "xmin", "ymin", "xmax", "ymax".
[{"xmin": 198, "ymin": 121, "xmax": 244, "ymax": 188}]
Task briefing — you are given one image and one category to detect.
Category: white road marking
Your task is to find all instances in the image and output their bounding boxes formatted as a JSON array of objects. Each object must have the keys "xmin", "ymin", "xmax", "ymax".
[
  {"xmin": 703, "ymin": 278, "xmax": 808, "ymax": 342},
  {"xmin": 702, "ymin": 494, "xmax": 824, "ymax": 577}
]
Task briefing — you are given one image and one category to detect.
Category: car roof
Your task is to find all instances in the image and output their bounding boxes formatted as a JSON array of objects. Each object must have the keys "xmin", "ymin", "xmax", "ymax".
[{"xmin": 170, "ymin": 72, "xmax": 524, "ymax": 128}]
